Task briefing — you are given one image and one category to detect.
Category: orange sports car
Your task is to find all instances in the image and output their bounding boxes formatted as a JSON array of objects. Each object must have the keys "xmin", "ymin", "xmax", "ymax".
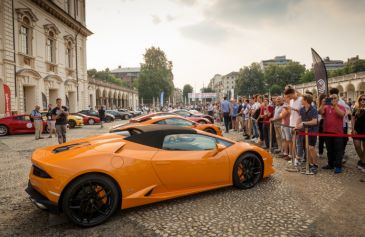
[
  {"xmin": 110, "ymin": 115, "xmax": 222, "ymax": 136},
  {"xmin": 26, "ymin": 125, "xmax": 274, "ymax": 227}
]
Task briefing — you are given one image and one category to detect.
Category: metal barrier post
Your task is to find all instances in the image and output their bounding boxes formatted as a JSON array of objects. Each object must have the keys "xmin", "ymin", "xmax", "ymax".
[
  {"xmin": 269, "ymin": 122, "xmax": 272, "ymax": 153},
  {"xmin": 304, "ymin": 128, "xmax": 312, "ymax": 175}
]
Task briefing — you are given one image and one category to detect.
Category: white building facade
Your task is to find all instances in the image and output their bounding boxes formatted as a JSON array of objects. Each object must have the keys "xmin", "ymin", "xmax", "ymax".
[{"xmin": 0, "ymin": 0, "xmax": 92, "ymax": 117}]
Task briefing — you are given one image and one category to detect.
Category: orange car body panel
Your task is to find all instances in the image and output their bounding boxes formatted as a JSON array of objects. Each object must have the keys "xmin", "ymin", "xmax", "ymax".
[
  {"xmin": 29, "ymin": 127, "xmax": 274, "ymax": 210},
  {"xmin": 111, "ymin": 115, "xmax": 222, "ymax": 136}
]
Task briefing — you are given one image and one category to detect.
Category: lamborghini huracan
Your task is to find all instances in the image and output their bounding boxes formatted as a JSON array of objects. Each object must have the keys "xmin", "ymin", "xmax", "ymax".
[
  {"xmin": 110, "ymin": 115, "xmax": 222, "ymax": 136},
  {"xmin": 26, "ymin": 125, "xmax": 274, "ymax": 227}
]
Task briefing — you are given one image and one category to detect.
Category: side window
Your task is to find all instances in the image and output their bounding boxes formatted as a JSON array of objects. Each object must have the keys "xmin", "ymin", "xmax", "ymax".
[
  {"xmin": 173, "ymin": 118, "xmax": 193, "ymax": 126},
  {"xmin": 155, "ymin": 120, "xmax": 166, "ymax": 125},
  {"xmin": 15, "ymin": 116, "xmax": 25, "ymax": 120},
  {"xmin": 162, "ymin": 134, "xmax": 216, "ymax": 151},
  {"xmin": 216, "ymin": 138, "xmax": 234, "ymax": 147},
  {"xmin": 24, "ymin": 115, "xmax": 31, "ymax": 121}
]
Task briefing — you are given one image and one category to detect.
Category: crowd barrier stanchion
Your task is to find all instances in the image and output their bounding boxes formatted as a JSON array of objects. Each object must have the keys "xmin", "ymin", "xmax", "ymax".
[
  {"xmin": 304, "ymin": 128, "xmax": 311, "ymax": 175},
  {"xmin": 269, "ymin": 121, "xmax": 272, "ymax": 154}
]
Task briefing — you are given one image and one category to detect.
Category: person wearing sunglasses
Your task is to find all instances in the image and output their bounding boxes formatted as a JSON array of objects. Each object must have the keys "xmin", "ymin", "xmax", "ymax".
[{"xmin": 351, "ymin": 95, "xmax": 365, "ymax": 173}]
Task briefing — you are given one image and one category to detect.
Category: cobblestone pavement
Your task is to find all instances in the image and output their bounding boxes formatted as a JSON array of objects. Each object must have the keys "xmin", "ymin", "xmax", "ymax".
[{"xmin": 0, "ymin": 122, "xmax": 364, "ymax": 237}]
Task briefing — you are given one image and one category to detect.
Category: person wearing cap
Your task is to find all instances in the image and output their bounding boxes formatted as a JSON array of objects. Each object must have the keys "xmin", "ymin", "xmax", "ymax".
[{"xmin": 31, "ymin": 105, "xmax": 44, "ymax": 140}]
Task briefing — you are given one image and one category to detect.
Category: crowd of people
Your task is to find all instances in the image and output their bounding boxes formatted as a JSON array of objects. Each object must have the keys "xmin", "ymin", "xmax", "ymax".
[{"xmin": 215, "ymin": 86, "xmax": 365, "ymax": 175}]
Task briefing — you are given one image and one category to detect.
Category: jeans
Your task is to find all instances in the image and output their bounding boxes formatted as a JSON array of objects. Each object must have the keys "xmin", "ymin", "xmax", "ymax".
[
  {"xmin": 252, "ymin": 120, "xmax": 259, "ymax": 138},
  {"xmin": 318, "ymin": 119, "xmax": 325, "ymax": 155},
  {"xmin": 56, "ymin": 124, "xmax": 67, "ymax": 144},
  {"xmin": 263, "ymin": 123, "xmax": 277, "ymax": 148},
  {"xmin": 325, "ymin": 136, "xmax": 344, "ymax": 168},
  {"xmin": 223, "ymin": 112, "xmax": 230, "ymax": 132},
  {"xmin": 297, "ymin": 135, "xmax": 304, "ymax": 159},
  {"xmin": 343, "ymin": 124, "xmax": 348, "ymax": 155}
]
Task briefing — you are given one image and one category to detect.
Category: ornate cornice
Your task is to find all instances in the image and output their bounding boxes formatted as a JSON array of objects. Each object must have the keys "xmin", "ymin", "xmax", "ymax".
[
  {"xmin": 30, "ymin": 0, "xmax": 93, "ymax": 37},
  {"xmin": 44, "ymin": 23, "xmax": 60, "ymax": 35},
  {"xmin": 16, "ymin": 68, "xmax": 41, "ymax": 79}
]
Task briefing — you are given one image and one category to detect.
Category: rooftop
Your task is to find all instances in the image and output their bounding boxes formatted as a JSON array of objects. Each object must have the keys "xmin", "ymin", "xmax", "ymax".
[{"xmin": 111, "ymin": 67, "xmax": 140, "ymax": 73}]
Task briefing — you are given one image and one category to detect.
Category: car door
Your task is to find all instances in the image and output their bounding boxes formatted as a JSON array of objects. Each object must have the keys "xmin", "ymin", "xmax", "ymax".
[
  {"xmin": 12, "ymin": 115, "xmax": 34, "ymax": 133},
  {"xmin": 152, "ymin": 133, "xmax": 229, "ymax": 191}
]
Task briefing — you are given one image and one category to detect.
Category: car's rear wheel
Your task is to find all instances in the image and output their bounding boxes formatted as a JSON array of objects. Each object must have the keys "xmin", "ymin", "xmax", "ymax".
[
  {"xmin": 105, "ymin": 117, "xmax": 112, "ymax": 123},
  {"xmin": 88, "ymin": 118, "xmax": 95, "ymax": 125},
  {"xmin": 204, "ymin": 128, "xmax": 216, "ymax": 134},
  {"xmin": 0, "ymin": 125, "xmax": 8, "ymax": 136},
  {"xmin": 62, "ymin": 174, "xmax": 120, "ymax": 227},
  {"xmin": 68, "ymin": 120, "xmax": 76, "ymax": 128},
  {"xmin": 123, "ymin": 115, "xmax": 129, "ymax": 120},
  {"xmin": 233, "ymin": 153, "xmax": 263, "ymax": 189}
]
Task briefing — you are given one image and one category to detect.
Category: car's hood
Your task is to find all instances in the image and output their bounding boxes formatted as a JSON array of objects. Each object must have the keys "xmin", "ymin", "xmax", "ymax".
[{"xmin": 31, "ymin": 133, "xmax": 126, "ymax": 163}]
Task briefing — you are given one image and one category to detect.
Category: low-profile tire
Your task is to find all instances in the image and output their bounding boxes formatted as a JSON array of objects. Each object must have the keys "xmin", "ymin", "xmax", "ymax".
[
  {"xmin": 105, "ymin": 117, "xmax": 112, "ymax": 123},
  {"xmin": 233, "ymin": 153, "xmax": 263, "ymax": 189},
  {"xmin": 88, "ymin": 118, "xmax": 95, "ymax": 125},
  {"xmin": 204, "ymin": 128, "xmax": 216, "ymax": 134},
  {"xmin": 68, "ymin": 120, "xmax": 76, "ymax": 128},
  {"xmin": 123, "ymin": 115, "xmax": 129, "ymax": 120},
  {"xmin": 0, "ymin": 125, "xmax": 9, "ymax": 136},
  {"xmin": 62, "ymin": 174, "xmax": 120, "ymax": 227}
]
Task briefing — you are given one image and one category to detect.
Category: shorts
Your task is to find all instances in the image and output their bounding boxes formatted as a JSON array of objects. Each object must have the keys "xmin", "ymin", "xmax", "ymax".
[
  {"xmin": 47, "ymin": 120, "xmax": 56, "ymax": 130},
  {"xmin": 307, "ymin": 135, "xmax": 317, "ymax": 147},
  {"xmin": 281, "ymin": 126, "xmax": 292, "ymax": 141},
  {"xmin": 231, "ymin": 116, "xmax": 236, "ymax": 121}
]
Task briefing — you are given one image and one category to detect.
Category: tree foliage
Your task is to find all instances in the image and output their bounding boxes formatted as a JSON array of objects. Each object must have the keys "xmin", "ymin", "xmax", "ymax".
[
  {"xmin": 87, "ymin": 68, "xmax": 127, "ymax": 87},
  {"xmin": 235, "ymin": 63, "xmax": 265, "ymax": 96},
  {"xmin": 137, "ymin": 47, "xmax": 174, "ymax": 102},
  {"xmin": 328, "ymin": 59, "xmax": 365, "ymax": 77},
  {"xmin": 299, "ymin": 69, "xmax": 315, "ymax": 83},
  {"xmin": 183, "ymin": 84, "xmax": 193, "ymax": 100}
]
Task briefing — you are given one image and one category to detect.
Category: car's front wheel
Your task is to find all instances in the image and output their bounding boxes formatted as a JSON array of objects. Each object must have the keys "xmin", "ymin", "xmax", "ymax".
[
  {"xmin": 62, "ymin": 174, "xmax": 120, "ymax": 227},
  {"xmin": 123, "ymin": 115, "xmax": 129, "ymax": 120},
  {"xmin": 105, "ymin": 117, "xmax": 112, "ymax": 123},
  {"xmin": 233, "ymin": 153, "xmax": 263, "ymax": 189},
  {"xmin": 0, "ymin": 125, "xmax": 8, "ymax": 136},
  {"xmin": 88, "ymin": 118, "xmax": 95, "ymax": 125}
]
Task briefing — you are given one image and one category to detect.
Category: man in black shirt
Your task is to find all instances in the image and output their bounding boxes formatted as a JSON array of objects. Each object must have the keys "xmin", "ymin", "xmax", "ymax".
[
  {"xmin": 51, "ymin": 98, "xmax": 69, "ymax": 144},
  {"xmin": 98, "ymin": 105, "xmax": 106, "ymax": 128}
]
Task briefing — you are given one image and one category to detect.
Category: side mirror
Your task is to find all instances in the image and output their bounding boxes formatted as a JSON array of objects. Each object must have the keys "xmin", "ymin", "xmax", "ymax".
[{"xmin": 216, "ymin": 143, "xmax": 226, "ymax": 152}]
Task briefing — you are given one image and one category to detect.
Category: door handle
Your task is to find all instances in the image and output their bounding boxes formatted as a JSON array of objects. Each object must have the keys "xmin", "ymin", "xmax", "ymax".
[{"xmin": 155, "ymin": 161, "xmax": 171, "ymax": 165}]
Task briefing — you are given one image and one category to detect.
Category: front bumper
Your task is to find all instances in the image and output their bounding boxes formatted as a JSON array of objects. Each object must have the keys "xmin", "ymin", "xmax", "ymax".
[{"xmin": 25, "ymin": 181, "xmax": 60, "ymax": 213}]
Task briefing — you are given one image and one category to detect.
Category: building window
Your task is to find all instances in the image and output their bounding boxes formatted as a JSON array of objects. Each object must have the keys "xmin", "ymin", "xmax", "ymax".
[
  {"xmin": 67, "ymin": 0, "xmax": 72, "ymax": 14},
  {"xmin": 46, "ymin": 32, "xmax": 56, "ymax": 63},
  {"xmin": 75, "ymin": 0, "xmax": 78, "ymax": 16},
  {"xmin": 16, "ymin": 9, "xmax": 38, "ymax": 56},
  {"xmin": 19, "ymin": 25, "xmax": 30, "ymax": 54},
  {"xmin": 66, "ymin": 42, "xmax": 73, "ymax": 68}
]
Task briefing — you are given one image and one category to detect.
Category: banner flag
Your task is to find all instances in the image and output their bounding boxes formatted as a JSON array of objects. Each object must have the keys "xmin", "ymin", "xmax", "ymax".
[
  {"xmin": 4, "ymin": 84, "xmax": 11, "ymax": 116},
  {"xmin": 160, "ymin": 91, "xmax": 164, "ymax": 107},
  {"xmin": 311, "ymin": 48, "xmax": 328, "ymax": 96}
]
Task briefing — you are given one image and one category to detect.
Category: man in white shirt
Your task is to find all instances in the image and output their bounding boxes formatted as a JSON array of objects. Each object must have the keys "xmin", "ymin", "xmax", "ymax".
[{"xmin": 284, "ymin": 86, "xmax": 303, "ymax": 165}]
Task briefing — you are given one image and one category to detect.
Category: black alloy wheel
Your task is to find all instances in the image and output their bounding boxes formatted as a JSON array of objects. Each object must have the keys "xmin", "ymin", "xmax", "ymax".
[
  {"xmin": 204, "ymin": 128, "xmax": 216, "ymax": 134},
  {"xmin": 68, "ymin": 120, "xmax": 76, "ymax": 128},
  {"xmin": 233, "ymin": 153, "xmax": 263, "ymax": 189},
  {"xmin": 105, "ymin": 117, "xmax": 112, "ymax": 123},
  {"xmin": 0, "ymin": 125, "xmax": 8, "ymax": 136},
  {"xmin": 62, "ymin": 174, "xmax": 120, "ymax": 227},
  {"xmin": 88, "ymin": 118, "xmax": 95, "ymax": 125}
]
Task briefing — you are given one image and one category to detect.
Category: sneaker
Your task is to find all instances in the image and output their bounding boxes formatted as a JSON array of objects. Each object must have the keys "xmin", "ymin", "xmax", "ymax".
[
  {"xmin": 318, "ymin": 153, "xmax": 324, "ymax": 159},
  {"xmin": 357, "ymin": 161, "xmax": 365, "ymax": 172},
  {"xmin": 334, "ymin": 167, "xmax": 342, "ymax": 174},
  {"xmin": 310, "ymin": 165, "xmax": 318, "ymax": 174},
  {"xmin": 322, "ymin": 165, "xmax": 334, "ymax": 170}
]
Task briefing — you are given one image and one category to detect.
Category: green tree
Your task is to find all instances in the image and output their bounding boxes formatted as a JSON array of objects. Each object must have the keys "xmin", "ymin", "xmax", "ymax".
[
  {"xmin": 87, "ymin": 68, "xmax": 127, "ymax": 87},
  {"xmin": 299, "ymin": 69, "xmax": 315, "ymax": 83},
  {"xmin": 183, "ymin": 84, "xmax": 193, "ymax": 101},
  {"xmin": 269, "ymin": 84, "xmax": 282, "ymax": 96},
  {"xmin": 235, "ymin": 63, "xmax": 265, "ymax": 97},
  {"xmin": 137, "ymin": 47, "xmax": 174, "ymax": 102}
]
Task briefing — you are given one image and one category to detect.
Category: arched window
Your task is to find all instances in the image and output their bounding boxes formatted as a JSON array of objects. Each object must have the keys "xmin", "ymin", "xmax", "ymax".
[
  {"xmin": 44, "ymin": 24, "xmax": 60, "ymax": 64},
  {"xmin": 64, "ymin": 35, "xmax": 75, "ymax": 73},
  {"xmin": 16, "ymin": 8, "xmax": 38, "ymax": 56}
]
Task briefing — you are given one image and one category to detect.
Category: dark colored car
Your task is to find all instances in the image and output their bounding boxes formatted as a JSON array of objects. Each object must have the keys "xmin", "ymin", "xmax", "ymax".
[
  {"xmin": 0, "ymin": 114, "xmax": 48, "ymax": 136},
  {"xmin": 172, "ymin": 109, "xmax": 214, "ymax": 124},
  {"xmin": 118, "ymin": 109, "xmax": 142, "ymax": 117},
  {"xmin": 106, "ymin": 110, "xmax": 132, "ymax": 120},
  {"xmin": 78, "ymin": 110, "xmax": 115, "ymax": 123}
]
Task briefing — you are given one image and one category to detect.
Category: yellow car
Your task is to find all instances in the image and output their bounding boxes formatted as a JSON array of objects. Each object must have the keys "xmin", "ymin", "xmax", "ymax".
[{"xmin": 41, "ymin": 112, "xmax": 83, "ymax": 128}]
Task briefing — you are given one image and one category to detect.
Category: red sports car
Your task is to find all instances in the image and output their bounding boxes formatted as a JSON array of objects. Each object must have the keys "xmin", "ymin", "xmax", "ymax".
[
  {"xmin": 130, "ymin": 112, "xmax": 211, "ymax": 124},
  {"xmin": 173, "ymin": 109, "xmax": 215, "ymax": 124},
  {"xmin": 72, "ymin": 113, "xmax": 100, "ymax": 125},
  {"xmin": 0, "ymin": 114, "xmax": 48, "ymax": 136}
]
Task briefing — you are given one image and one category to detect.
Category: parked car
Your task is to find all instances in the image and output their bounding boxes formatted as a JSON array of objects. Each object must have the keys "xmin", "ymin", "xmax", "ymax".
[
  {"xmin": 72, "ymin": 113, "xmax": 100, "ymax": 125},
  {"xmin": 130, "ymin": 112, "xmax": 211, "ymax": 124},
  {"xmin": 26, "ymin": 124, "xmax": 274, "ymax": 226},
  {"xmin": 111, "ymin": 115, "xmax": 222, "ymax": 136},
  {"xmin": 0, "ymin": 114, "xmax": 48, "ymax": 136},
  {"xmin": 40, "ymin": 112, "xmax": 83, "ymax": 128},
  {"xmin": 78, "ymin": 110, "xmax": 115, "ymax": 123},
  {"xmin": 118, "ymin": 109, "xmax": 142, "ymax": 117},
  {"xmin": 106, "ymin": 110, "xmax": 132, "ymax": 120},
  {"xmin": 173, "ymin": 109, "xmax": 214, "ymax": 123}
]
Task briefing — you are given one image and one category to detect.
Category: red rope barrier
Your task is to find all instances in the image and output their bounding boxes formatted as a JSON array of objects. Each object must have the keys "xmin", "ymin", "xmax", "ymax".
[{"xmin": 296, "ymin": 132, "xmax": 365, "ymax": 138}]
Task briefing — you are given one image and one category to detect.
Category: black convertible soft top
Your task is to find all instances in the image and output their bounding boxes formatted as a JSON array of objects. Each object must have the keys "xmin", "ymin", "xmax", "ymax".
[{"xmin": 123, "ymin": 125, "xmax": 197, "ymax": 148}]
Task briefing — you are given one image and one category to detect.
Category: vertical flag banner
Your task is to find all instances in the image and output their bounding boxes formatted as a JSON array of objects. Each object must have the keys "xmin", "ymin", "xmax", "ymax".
[
  {"xmin": 160, "ymin": 91, "xmax": 164, "ymax": 107},
  {"xmin": 4, "ymin": 84, "xmax": 11, "ymax": 116},
  {"xmin": 311, "ymin": 48, "xmax": 328, "ymax": 96}
]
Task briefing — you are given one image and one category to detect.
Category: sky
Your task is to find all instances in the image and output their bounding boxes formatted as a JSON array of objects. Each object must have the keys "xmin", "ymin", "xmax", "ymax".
[{"xmin": 86, "ymin": 0, "xmax": 365, "ymax": 91}]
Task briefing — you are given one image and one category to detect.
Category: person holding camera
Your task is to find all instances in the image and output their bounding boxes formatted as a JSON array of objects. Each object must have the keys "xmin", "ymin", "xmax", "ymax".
[
  {"xmin": 319, "ymin": 94, "xmax": 346, "ymax": 173},
  {"xmin": 51, "ymin": 98, "xmax": 69, "ymax": 144}
]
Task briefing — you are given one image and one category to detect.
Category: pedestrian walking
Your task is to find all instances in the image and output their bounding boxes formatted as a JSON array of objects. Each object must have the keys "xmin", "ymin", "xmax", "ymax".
[
  {"xmin": 30, "ymin": 105, "xmax": 43, "ymax": 140},
  {"xmin": 351, "ymin": 95, "xmax": 365, "ymax": 172},
  {"xmin": 46, "ymin": 104, "xmax": 56, "ymax": 138},
  {"xmin": 51, "ymin": 98, "xmax": 69, "ymax": 144},
  {"xmin": 99, "ymin": 105, "xmax": 106, "ymax": 128},
  {"xmin": 221, "ymin": 96, "xmax": 231, "ymax": 133}
]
